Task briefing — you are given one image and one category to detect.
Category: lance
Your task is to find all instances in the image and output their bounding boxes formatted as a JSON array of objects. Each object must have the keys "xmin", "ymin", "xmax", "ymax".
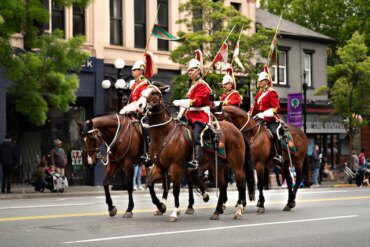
[
  {"xmin": 143, "ymin": 4, "xmax": 161, "ymax": 56},
  {"xmin": 230, "ymin": 25, "xmax": 244, "ymax": 66},
  {"xmin": 203, "ymin": 24, "xmax": 236, "ymax": 78},
  {"xmin": 265, "ymin": 15, "xmax": 282, "ymax": 68}
]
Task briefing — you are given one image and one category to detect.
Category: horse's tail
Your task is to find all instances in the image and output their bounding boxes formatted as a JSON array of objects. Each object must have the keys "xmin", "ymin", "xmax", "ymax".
[
  {"xmin": 242, "ymin": 133, "xmax": 255, "ymax": 201},
  {"xmin": 302, "ymin": 154, "xmax": 311, "ymax": 188}
]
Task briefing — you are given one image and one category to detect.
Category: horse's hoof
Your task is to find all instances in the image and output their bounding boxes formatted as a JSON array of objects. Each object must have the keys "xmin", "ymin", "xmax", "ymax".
[
  {"xmin": 168, "ymin": 216, "xmax": 177, "ymax": 222},
  {"xmin": 153, "ymin": 210, "xmax": 164, "ymax": 216},
  {"xmin": 203, "ymin": 193, "xmax": 209, "ymax": 202},
  {"xmin": 210, "ymin": 214, "xmax": 220, "ymax": 220},
  {"xmin": 185, "ymin": 208, "xmax": 194, "ymax": 215},
  {"xmin": 257, "ymin": 207, "xmax": 265, "ymax": 214},
  {"xmin": 234, "ymin": 214, "xmax": 242, "ymax": 220},
  {"xmin": 109, "ymin": 206, "xmax": 117, "ymax": 217},
  {"xmin": 122, "ymin": 211, "xmax": 133, "ymax": 218},
  {"xmin": 241, "ymin": 207, "xmax": 246, "ymax": 214},
  {"xmin": 222, "ymin": 204, "xmax": 227, "ymax": 211},
  {"xmin": 283, "ymin": 205, "xmax": 291, "ymax": 211},
  {"xmin": 289, "ymin": 201, "xmax": 296, "ymax": 209},
  {"xmin": 160, "ymin": 203, "xmax": 167, "ymax": 214}
]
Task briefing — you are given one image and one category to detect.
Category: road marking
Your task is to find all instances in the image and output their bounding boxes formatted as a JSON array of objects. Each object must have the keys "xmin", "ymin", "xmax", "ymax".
[
  {"xmin": 0, "ymin": 203, "xmax": 96, "ymax": 210},
  {"xmin": 63, "ymin": 215, "xmax": 358, "ymax": 244},
  {"xmin": 1, "ymin": 195, "xmax": 369, "ymax": 222}
]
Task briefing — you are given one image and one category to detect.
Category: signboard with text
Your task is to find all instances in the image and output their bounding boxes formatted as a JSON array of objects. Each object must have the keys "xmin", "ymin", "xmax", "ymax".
[{"xmin": 287, "ymin": 93, "xmax": 302, "ymax": 127}]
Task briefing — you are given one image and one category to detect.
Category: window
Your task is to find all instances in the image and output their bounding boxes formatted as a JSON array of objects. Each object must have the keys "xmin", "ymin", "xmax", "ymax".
[
  {"xmin": 157, "ymin": 0, "xmax": 169, "ymax": 51},
  {"xmin": 134, "ymin": 0, "xmax": 146, "ymax": 48},
  {"xmin": 73, "ymin": 5, "xmax": 85, "ymax": 36},
  {"xmin": 304, "ymin": 51, "xmax": 314, "ymax": 87},
  {"xmin": 231, "ymin": 2, "xmax": 241, "ymax": 11},
  {"xmin": 52, "ymin": 0, "xmax": 65, "ymax": 32},
  {"xmin": 271, "ymin": 49, "xmax": 288, "ymax": 85},
  {"xmin": 110, "ymin": 0, "xmax": 123, "ymax": 45}
]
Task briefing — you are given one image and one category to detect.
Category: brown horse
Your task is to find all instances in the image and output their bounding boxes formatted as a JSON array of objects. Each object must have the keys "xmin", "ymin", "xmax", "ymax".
[
  {"xmin": 222, "ymin": 105, "xmax": 309, "ymax": 213},
  {"xmin": 122, "ymin": 85, "xmax": 254, "ymax": 221},
  {"xmin": 77, "ymin": 114, "xmax": 143, "ymax": 218}
]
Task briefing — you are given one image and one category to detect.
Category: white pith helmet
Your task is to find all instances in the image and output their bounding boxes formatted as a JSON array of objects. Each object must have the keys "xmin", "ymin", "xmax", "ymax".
[
  {"xmin": 131, "ymin": 60, "xmax": 145, "ymax": 71},
  {"xmin": 222, "ymin": 74, "xmax": 233, "ymax": 85},
  {"xmin": 258, "ymin": 71, "xmax": 270, "ymax": 82},
  {"xmin": 187, "ymin": 58, "xmax": 201, "ymax": 71}
]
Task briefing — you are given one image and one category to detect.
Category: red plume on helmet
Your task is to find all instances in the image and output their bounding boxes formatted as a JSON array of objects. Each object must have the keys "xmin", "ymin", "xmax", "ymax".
[
  {"xmin": 143, "ymin": 52, "xmax": 157, "ymax": 79},
  {"xmin": 261, "ymin": 65, "xmax": 273, "ymax": 87},
  {"xmin": 194, "ymin": 49, "xmax": 203, "ymax": 72}
]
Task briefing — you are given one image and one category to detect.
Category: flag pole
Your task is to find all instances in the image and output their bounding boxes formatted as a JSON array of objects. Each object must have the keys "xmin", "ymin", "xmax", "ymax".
[
  {"xmin": 231, "ymin": 25, "xmax": 244, "ymax": 66},
  {"xmin": 143, "ymin": 4, "xmax": 161, "ymax": 56},
  {"xmin": 265, "ymin": 15, "xmax": 282, "ymax": 68},
  {"xmin": 203, "ymin": 24, "xmax": 236, "ymax": 78}
]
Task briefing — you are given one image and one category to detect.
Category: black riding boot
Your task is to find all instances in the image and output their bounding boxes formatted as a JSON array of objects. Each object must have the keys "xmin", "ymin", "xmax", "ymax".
[
  {"xmin": 140, "ymin": 130, "xmax": 151, "ymax": 165},
  {"xmin": 272, "ymin": 138, "xmax": 284, "ymax": 164},
  {"xmin": 188, "ymin": 144, "xmax": 203, "ymax": 172}
]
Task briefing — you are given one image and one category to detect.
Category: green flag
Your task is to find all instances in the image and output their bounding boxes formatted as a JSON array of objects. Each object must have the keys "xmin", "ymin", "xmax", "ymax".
[{"xmin": 151, "ymin": 25, "xmax": 183, "ymax": 41}]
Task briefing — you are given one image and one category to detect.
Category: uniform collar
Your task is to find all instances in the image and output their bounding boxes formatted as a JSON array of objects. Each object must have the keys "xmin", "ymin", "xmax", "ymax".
[
  {"xmin": 135, "ymin": 75, "xmax": 145, "ymax": 82},
  {"xmin": 191, "ymin": 77, "xmax": 202, "ymax": 85}
]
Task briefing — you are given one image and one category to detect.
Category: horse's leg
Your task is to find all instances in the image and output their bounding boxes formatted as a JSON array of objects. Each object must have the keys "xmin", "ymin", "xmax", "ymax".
[
  {"xmin": 122, "ymin": 159, "xmax": 135, "ymax": 218},
  {"xmin": 282, "ymin": 164, "xmax": 295, "ymax": 211},
  {"xmin": 210, "ymin": 165, "xmax": 227, "ymax": 220},
  {"xmin": 161, "ymin": 171, "xmax": 171, "ymax": 207},
  {"xmin": 169, "ymin": 165, "xmax": 182, "ymax": 222},
  {"xmin": 190, "ymin": 169, "xmax": 209, "ymax": 202},
  {"xmin": 255, "ymin": 162, "xmax": 266, "ymax": 214},
  {"xmin": 103, "ymin": 164, "xmax": 120, "ymax": 217},
  {"xmin": 184, "ymin": 170, "xmax": 195, "ymax": 214},
  {"xmin": 233, "ymin": 165, "xmax": 247, "ymax": 219},
  {"xmin": 148, "ymin": 166, "xmax": 167, "ymax": 215}
]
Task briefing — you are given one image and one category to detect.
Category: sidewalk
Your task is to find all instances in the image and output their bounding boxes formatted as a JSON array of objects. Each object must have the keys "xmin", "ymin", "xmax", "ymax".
[{"xmin": 0, "ymin": 178, "xmax": 359, "ymax": 200}]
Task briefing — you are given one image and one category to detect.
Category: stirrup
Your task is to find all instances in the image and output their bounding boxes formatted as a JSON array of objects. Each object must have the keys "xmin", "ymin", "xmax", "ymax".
[
  {"xmin": 187, "ymin": 160, "xmax": 200, "ymax": 171},
  {"xmin": 140, "ymin": 153, "xmax": 151, "ymax": 165},
  {"xmin": 272, "ymin": 155, "xmax": 284, "ymax": 164}
]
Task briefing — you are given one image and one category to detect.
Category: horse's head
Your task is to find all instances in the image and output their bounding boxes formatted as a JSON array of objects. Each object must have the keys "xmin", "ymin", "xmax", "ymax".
[
  {"xmin": 76, "ymin": 120, "xmax": 103, "ymax": 164},
  {"xmin": 121, "ymin": 84, "xmax": 169, "ymax": 115}
]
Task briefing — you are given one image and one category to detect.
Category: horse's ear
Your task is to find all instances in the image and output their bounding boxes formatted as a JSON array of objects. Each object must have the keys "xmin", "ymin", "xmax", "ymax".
[{"xmin": 152, "ymin": 81, "xmax": 170, "ymax": 94}]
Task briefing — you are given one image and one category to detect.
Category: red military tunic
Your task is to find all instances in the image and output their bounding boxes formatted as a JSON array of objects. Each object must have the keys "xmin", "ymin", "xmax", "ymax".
[
  {"xmin": 220, "ymin": 90, "xmax": 242, "ymax": 107},
  {"xmin": 129, "ymin": 76, "xmax": 150, "ymax": 103},
  {"xmin": 251, "ymin": 87, "xmax": 280, "ymax": 122},
  {"xmin": 186, "ymin": 78, "xmax": 211, "ymax": 124}
]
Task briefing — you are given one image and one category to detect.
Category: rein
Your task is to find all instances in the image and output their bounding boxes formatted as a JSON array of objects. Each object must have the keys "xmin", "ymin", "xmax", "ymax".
[
  {"xmin": 141, "ymin": 115, "xmax": 173, "ymax": 129},
  {"xmin": 238, "ymin": 113, "xmax": 264, "ymax": 144}
]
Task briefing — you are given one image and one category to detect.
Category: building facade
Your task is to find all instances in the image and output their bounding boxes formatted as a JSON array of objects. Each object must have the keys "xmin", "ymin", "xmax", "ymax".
[{"xmin": 256, "ymin": 9, "xmax": 346, "ymax": 167}]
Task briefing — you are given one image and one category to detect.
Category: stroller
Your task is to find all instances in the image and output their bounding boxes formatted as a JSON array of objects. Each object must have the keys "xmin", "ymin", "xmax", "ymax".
[{"xmin": 31, "ymin": 169, "xmax": 68, "ymax": 193}]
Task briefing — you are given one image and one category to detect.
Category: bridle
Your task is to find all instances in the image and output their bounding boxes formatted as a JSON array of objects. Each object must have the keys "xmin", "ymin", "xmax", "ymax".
[
  {"xmin": 140, "ymin": 85, "xmax": 173, "ymax": 129},
  {"xmin": 238, "ymin": 113, "xmax": 264, "ymax": 144}
]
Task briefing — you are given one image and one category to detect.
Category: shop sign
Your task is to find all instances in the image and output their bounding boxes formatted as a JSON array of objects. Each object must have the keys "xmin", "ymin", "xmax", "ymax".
[
  {"xmin": 287, "ymin": 93, "xmax": 302, "ymax": 127},
  {"xmin": 306, "ymin": 121, "xmax": 346, "ymax": 134},
  {"xmin": 81, "ymin": 57, "xmax": 96, "ymax": 73},
  {"xmin": 71, "ymin": 150, "xmax": 83, "ymax": 168}
]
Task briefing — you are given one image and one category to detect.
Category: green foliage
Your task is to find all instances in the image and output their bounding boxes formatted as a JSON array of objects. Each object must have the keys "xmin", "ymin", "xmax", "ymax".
[
  {"xmin": 0, "ymin": 0, "xmax": 91, "ymax": 125},
  {"xmin": 171, "ymin": 0, "xmax": 273, "ymax": 99},
  {"xmin": 259, "ymin": 0, "xmax": 370, "ymax": 57},
  {"xmin": 326, "ymin": 32, "xmax": 370, "ymax": 150}
]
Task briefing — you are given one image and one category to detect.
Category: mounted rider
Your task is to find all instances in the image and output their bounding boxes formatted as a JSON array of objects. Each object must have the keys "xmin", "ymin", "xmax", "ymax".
[
  {"xmin": 121, "ymin": 52, "xmax": 156, "ymax": 164},
  {"xmin": 220, "ymin": 66, "xmax": 242, "ymax": 107},
  {"xmin": 250, "ymin": 68, "xmax": 283, "ymax": 164},
  {"xmin": 173, "ymin": 50, "xmax": 212, "ymax": 172}
]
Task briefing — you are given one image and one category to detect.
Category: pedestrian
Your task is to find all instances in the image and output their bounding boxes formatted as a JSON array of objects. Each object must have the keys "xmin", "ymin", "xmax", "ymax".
[
  {"xmin": 356, "ymin": 148, "xmax": 368, "ymax": 186},
  {"xmin": 133, "ymin": 163, "xmax": 144, "ymax": 191},
  {"xmin": 350, "ymin": 150, "xmax": 359, "ymax": 172},
  {"xmin": 0, "ymin": 135, "xmax": 18, "ymax": 193},
  {"xmin": 311, "ymin": 144, "xmax": 321, "ymax": 187},
  {"xmin": 50, "ymin": 139, "xmax": 67, "ymax": 176}
]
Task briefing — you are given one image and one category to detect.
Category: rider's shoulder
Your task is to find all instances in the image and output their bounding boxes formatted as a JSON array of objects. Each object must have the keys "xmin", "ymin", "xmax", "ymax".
[{"xmin": 267, "ymin": 87, "xmax": 277, "ymax": 92}]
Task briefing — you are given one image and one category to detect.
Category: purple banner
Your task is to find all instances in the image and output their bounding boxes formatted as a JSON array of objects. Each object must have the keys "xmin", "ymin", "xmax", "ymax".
[{"xmin": 287, "ymin": 93, "xmax": 302, "ymax": 127}]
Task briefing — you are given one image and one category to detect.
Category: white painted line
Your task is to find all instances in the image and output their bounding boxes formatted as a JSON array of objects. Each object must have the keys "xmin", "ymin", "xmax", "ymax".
[
  {"xmin": 64, "ymin": 215, "xmax": 358, "ymax": 244},
  {"xmin": 0, "ymin": 203, "xmax": 96, "ymax": 210}
]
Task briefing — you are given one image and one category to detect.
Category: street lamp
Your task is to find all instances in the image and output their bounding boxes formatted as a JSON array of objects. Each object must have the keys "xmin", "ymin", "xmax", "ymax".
[
  {"xmin": 302, "ymin": 71, "xmax": 308, "ymax": 134},
  {"xmin": 101, "ymin": 58, "xmax": 130, "ymax": 112}
]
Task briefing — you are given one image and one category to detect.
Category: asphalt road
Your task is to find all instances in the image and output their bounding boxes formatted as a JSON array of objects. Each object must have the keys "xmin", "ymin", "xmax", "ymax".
[{"xmin": 0, "ymin": 186, "xmax": 369, "ymax": 247}]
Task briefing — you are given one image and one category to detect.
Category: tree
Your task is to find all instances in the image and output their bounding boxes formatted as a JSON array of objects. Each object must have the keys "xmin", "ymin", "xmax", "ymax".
[
  {"xmin": 316, "ymin": 32, "xmax": 370, "ymax": 155},
  {"xmin": 171, "ymin": 0, "xmax": 273, "ymax": 100},
  {"xmin": 259, "ymin": 0, "xmax": 370, "ymax": 60},
  {"xmin": 0, "ymin": 0, "xmax": 91, "ymax": 125}
]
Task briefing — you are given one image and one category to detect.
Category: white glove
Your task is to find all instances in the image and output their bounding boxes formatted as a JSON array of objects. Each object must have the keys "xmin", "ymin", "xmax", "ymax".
[
  {"xmin": 255, "ymin": 112, "xmax": 265, "ymax": 119},
  {"xmin": 173, "ymin": 99, "xmax": 191, "ymax": 108},
  {"xmin": 213, "ymin": 101, "xmax": 222, "ymax": 107},
  {"xmin": 262, "ymin": 108, "xmax": 275, "ymax": 117},
  {"xmin": 120, "ymin": 101, "xmax": 138, "ymax": 114}
]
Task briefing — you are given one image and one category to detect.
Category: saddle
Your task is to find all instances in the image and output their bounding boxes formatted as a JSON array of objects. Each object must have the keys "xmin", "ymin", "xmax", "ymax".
[
  {"xmin": 263, "ymin": 121, "xmax": 296, "ymax": 153},
  {"xmin": 200, "ymin": 121, "xmax": 226, "ymax": 158}
]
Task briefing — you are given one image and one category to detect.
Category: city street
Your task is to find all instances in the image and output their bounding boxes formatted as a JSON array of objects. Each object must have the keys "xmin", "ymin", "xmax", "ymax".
[{"xmin": 0, "ymin": 186, "xmax": 369, "ymax": 247}]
